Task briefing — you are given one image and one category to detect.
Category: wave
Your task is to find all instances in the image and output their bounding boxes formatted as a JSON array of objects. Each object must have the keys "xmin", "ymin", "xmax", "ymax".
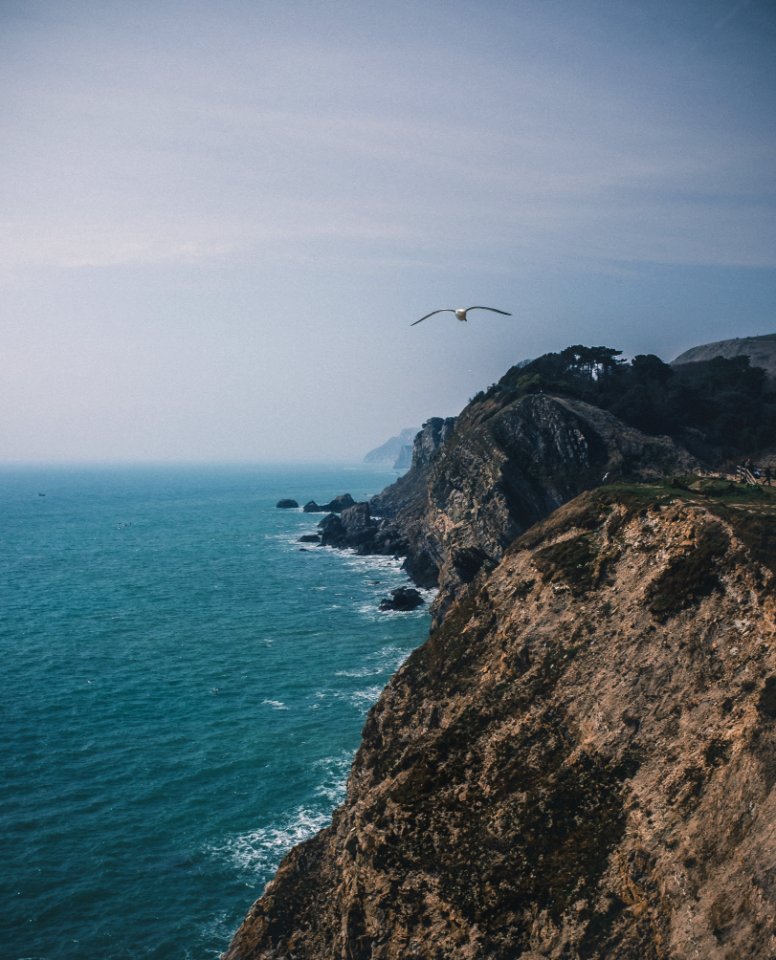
[
  {"xmin": 334, "ymin": 685, "xmax": 385, "ymax": 712},
  {"xmin": 214, "ymin": 806, "xmax": 332, "ymax": 878},
  {"xmin": 335, "ymin": 644, "xmax": 411, "ymax": 678},
  {"xmin": 342, "ymin": 553, "xmax": 405, "ymax": 574},
  {"xmin": 313, "ymin": 752, "xmax": 352, "ymax": 806}
]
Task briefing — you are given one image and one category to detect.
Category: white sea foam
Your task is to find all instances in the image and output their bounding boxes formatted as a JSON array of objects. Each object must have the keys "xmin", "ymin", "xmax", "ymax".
[
  {"xmin": 333, "ymin": 685, "xmax": 385, "ymax": 712},
  {"xmin": 261, "ymin": 699, "xmax": 288, "ymax": 710},
  {"xmin": 378, "ymin": 644, "xmax": 412, "ymax": 672},
  {"xmin": 334, "ymin": 664, "xmax": 377, "ymax": 678},
  {"xmin": 313, "ymin": 752, "xmax": 352, "ymax": 805},
  {"xmin": 357, "ymin": 602, "xmax": 427, "ymax": 620},
  {"xmin": 342, "ymin": 553, "xmax": 405, "ymax": 574},
  {"xmin": 335, "ymin": 644, "xmax": 410, "ymax": 678},
  {"xmin": 357, "ymin": 590, "xmax": 436, "ymax": 620},
  {"xmin": 215, "ymin": 806, "xmax": 331, "ymax": 877}
]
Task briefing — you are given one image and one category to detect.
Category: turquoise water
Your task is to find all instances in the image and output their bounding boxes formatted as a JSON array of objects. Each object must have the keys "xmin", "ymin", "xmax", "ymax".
[{"xmin": 0, "ymin": 465, "xmax": 429, "ymax": 960}]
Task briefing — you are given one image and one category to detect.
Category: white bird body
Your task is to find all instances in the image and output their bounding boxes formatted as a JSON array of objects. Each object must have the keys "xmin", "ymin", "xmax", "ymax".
[{"xmin": 411, "ymin": 305, "xmax": 511, "ymax": 326}]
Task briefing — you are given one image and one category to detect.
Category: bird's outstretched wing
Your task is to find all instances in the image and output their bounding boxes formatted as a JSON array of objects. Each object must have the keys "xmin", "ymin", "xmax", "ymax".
[
  {"xmin": 411, "ymin": 309, "xmax": 455, "ymax": 326},
  {"xmin": 466, "ymin": 306, "xmax": 511, "ymax": 316}
]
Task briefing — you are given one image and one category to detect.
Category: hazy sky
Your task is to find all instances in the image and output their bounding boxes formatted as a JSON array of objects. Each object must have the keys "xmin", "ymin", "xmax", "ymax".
[{"xmin": 2, "ymin": 0, "xmax": 775, "ymax": 462}]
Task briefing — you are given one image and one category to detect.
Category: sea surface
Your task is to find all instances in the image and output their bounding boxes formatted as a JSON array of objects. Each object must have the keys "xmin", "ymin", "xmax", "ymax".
[{"xmin": 0, "ymin": 464, "xmax": 430, "ymax": 960}]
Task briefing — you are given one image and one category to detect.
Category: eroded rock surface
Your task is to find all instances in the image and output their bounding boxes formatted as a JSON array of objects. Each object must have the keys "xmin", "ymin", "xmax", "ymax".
[
  {"xmin": 373, "ymin": 394, "xmax": 697, "ymax": 619},
  {"xmin": 224, "ymin": 490, "xmax": 776, "ymax": 959}
]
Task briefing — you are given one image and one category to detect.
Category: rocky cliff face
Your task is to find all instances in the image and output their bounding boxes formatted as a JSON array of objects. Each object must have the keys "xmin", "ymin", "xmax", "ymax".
[
  {"xmin": 371, "ymin": 417, "xmax": 457, "ymax": 519},
  {"xmin": 373, "ymin": 394, "xmax": 696, "ymax": 619},
  {"xmin": 224, "ymin": 486, "xmax": 776, "ymax": 960}
]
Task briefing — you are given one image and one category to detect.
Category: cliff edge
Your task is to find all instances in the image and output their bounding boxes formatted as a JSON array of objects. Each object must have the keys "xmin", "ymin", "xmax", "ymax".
[
  {"xmin": 224, "ymin": 485, "xmax": 776, "ymax": 959},
  {"xmin": 371, "ymin": 394, "xmax": 696, "ymax": 619}
]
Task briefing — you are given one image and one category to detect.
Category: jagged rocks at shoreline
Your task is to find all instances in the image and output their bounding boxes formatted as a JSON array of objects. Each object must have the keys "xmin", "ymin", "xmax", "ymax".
[
  {"xmin": 297, "ymin": 397, "xmax": 698, "ymax": 618},
  {"xmin": 224, "ymin": 486, "xmax": 776, "ymax": 960},
  {"xmin": 319, "ymin": 397, "xmax": 697, "ymax": 619},
  {"xmin": 303, "ymin": 494, "xmax": 356, "ymax": 514}
]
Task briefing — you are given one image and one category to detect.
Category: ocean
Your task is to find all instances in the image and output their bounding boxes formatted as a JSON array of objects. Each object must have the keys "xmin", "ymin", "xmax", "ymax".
[{"xmin": 0, "ymin": 464, "xmax": 430, "ymax": 960}]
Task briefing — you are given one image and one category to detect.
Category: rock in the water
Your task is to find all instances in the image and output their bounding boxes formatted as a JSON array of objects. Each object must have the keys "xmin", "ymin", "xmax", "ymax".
[
  {"xmin": 378, "ymin": 586, "xmax": 424, "ymax": 611},
  {"xmin": 276, "ymin": 498, "xmax": 299, "ymax": 509},
  {"xmin": 298, "ymin": 534, "xmax": 320, "ymax": 543},
  {"xmin": 303, "ymin": 494, "xmax": 356, "ymax": 513},
  {"xmin": 319, "ymin": 502, "xmax": 380, "ymax": 550},
  {"xmin": 325, "ymin": 493, "xmax": 355, "ymax": 513}
]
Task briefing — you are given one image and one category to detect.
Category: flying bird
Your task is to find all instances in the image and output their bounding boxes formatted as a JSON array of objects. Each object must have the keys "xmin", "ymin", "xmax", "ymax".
[{"xmin": 411, "ymin": 306, "xmax": 511, "ymax": 326}]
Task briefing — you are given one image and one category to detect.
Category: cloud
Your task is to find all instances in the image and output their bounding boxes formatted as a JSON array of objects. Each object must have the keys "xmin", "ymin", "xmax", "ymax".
[{"xmin": 2, "ymin": 1, "xmax": 774, "ymax": 283}]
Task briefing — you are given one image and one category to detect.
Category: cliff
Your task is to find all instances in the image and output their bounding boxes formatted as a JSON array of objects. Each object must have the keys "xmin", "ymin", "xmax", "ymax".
[
  {"xmin": 364, "ymin": 428, "xmax": 422, "ymax": 468},
  {"xmin": 224, "ymin": 484, "xmax": 776, "ymax": 959},
  {"xmin": 374, "ymin": 395, "xmax": 696, "ymax": 617},
  {"xmin": 224, "ymin": 343, "xmax": 776, "ymax": 958}
]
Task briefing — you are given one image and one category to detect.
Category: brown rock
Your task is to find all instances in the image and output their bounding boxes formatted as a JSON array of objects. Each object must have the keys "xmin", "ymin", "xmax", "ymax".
[{"xmin": 224, "ymin": 488, "xmax": 776, "ymax": 960}]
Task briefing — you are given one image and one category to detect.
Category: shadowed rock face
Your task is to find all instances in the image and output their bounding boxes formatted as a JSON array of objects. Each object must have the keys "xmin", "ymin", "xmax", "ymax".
[
  {"xmin": 303, "ymin": 494, "xmax": 356, "ymax": 514},
  {"xmin": 224, "ymin": 490, "xmax": 776, "ymax": 960}
]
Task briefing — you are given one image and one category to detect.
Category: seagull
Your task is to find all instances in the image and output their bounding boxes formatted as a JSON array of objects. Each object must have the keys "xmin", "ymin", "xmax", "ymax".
[{"xmin": 411, "ymin": 306, "xmax": 511, "ymax": 326}]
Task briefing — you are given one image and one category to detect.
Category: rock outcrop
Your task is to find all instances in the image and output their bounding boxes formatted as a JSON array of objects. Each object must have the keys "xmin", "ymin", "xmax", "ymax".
[
  {"xmin": 319, "ymin": 503, "xmax": 377, "ymax": 549},
  {"xmin": 300, "ymin": 396, "xmax": 696, "ymax": 619},
  {"xmin": 393, "ymin": 444, "xmax": 413, "ymax": 470},
  {"xmin": 232, "ymin": 346, "xmax": 776, "ymax": 958},
  {"xmin": 276, "ymin": 499, "xmax": 299, "ymax": 509},
  {"xmin": 372, "ymin": 395, "xmax": 697, "ymax": 619},
  {"xmin": 378, "ymin": 586, "xmax": 424, "ymax": 612},
  {"xmin": 303, "ymin": 494, "xmax": 356, "ymax": 514},
  {"xmin": 224, "ymin": 487, "xmax": 776, "ymax": 960}
]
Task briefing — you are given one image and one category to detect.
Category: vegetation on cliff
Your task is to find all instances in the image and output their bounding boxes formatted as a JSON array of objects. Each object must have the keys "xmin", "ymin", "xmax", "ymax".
[
  {"xmin": 475, "ymin": 347, "xmax": 776, "ymax": 459},
  {"xmin": 224, "ymin": 342, "xmax": 776, "ymax": 959}
]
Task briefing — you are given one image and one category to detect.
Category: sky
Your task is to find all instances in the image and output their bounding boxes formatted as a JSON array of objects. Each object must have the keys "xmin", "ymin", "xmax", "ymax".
[{"xmin": 1, "ymin": 0, "xmax": 775, "ymax": 462}]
